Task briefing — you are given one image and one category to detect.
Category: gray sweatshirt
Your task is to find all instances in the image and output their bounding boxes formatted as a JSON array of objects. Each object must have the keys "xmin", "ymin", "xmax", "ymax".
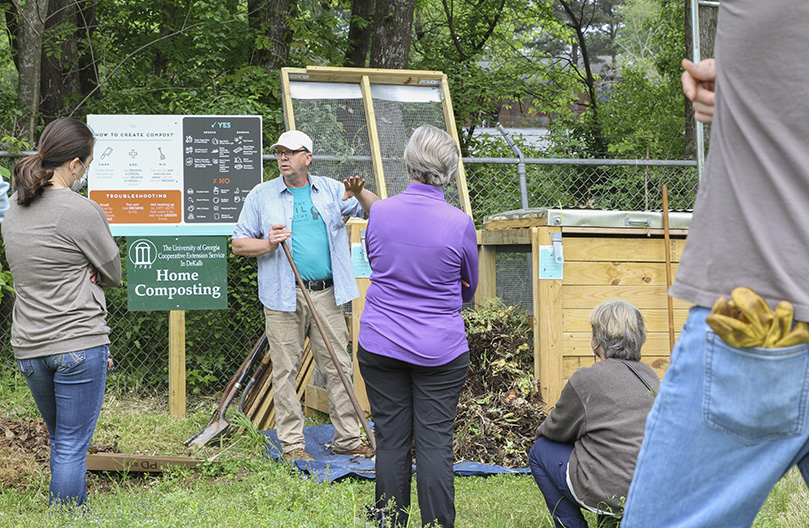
[
  {"xmin": 3, "ymin": 188, "xmax": 121, "ymax": 359},
  {"xmin": 538, "ymin": 358, "xmax": 660, "ymax": 513}
]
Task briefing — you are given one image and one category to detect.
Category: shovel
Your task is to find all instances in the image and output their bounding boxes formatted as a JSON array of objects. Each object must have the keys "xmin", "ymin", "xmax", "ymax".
[
  {"xmin": 281, "ymin": 240, "xmax": 377, "ymax": 451},
  {"xmin": 184, "ymin": 333, "xmax": 269, "ymax": 447}
]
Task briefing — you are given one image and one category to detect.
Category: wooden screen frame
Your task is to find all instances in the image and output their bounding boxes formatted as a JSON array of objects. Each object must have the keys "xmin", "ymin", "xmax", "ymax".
[{"xmin": 280, "ymin": 66, "xmax": 472, "ymax": 217}]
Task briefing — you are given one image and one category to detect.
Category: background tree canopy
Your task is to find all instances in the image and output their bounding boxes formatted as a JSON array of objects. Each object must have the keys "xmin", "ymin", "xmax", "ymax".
[{"xmin": 0, "ymin": 0, "xmax": 688, "ymax": 159}]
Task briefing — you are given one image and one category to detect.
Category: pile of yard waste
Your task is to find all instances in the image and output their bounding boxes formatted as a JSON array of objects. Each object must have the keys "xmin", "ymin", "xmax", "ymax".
[
  {"xmin": 0, "ymin": 417, "xmax": 50, "ymax": 488},
  {"xmin": 0, "ymin": 416, "xmax": 121, "ymax": 490},
  {"xmin": 455, "ymin": 301, "xmax": 547, "ymax": 468}
]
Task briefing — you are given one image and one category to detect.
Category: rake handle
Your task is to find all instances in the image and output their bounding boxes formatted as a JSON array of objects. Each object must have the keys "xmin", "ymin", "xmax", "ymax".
[
  {"xmin": 281, "ymin": 241, "xmax": 376, "ymax": 451},
  {"xmin": 662, "ymin": 184, "xmax": 676, "ymax": 353}
]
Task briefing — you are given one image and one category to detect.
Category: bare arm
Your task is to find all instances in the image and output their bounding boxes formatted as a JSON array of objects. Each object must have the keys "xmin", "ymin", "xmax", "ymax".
[
  {"xmin": 343, "ymin": 176, "xmax": 380, "ymax": 215},
  {"xmin": 682, "ymin": 58, "xmax": 716, "ymax": 124},
  {"xmin": 232, "ymin": 224, "xmax": 291, "ymax": 257}
]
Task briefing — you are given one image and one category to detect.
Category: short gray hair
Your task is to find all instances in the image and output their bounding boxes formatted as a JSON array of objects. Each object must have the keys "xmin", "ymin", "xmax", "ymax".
[
  {"xmin": 590, "ymin": 300, "xmax": 647, "ymax": 361},
  {"xmin": 403, "ymin": 125, "xmax": 459, "ymax": 187}
]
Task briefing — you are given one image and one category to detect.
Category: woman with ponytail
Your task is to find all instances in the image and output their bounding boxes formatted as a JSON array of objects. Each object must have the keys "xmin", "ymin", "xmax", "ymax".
[{"xmin": 1, "ymin": 118, "xmax": 121, "ymax": 507}]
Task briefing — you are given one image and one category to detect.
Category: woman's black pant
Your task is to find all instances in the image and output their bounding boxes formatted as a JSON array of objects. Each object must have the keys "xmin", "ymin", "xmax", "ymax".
[{"xmin": 358, "ymin": 344, "xmax": 469, "ymax": 528}]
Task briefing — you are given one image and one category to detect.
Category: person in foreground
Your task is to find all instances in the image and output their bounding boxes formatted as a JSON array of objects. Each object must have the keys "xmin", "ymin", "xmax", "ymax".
[
  {"xmin": 529, "ymin": 300, "xmax": 659, "ymax": 528},
  {"xmin": 2, "ymin": 118, "xmax": 122, "ymax": 507},
  {"xmin": 357, "ymin": 125, "xmax": 478, "ymax": 528},
  {"xmin": 621, "ymin": 2, "xmax": 809, "ymax": 526},
  {"xmin": 233, "ymin": 129, "xmax": 378, "ymax": 462}
]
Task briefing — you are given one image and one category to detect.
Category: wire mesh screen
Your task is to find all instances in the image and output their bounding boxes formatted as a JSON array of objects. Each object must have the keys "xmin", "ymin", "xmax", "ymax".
[
  {"xmin": 496, "ymin": 251, "xmax": 534, "ymax": 310},
  {"xmin": 289, "ymin": 82, "xmax": 377, "ymax": 196}
]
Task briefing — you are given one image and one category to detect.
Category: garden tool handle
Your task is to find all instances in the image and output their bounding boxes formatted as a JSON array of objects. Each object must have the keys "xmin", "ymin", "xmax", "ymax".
[
  {"xmin": 662, "ymin": 184, "xmax": 675, "ymax": 353},
  {"xmin": 281, "ymin": 241, "xmax": 377, "ymax": 451}
]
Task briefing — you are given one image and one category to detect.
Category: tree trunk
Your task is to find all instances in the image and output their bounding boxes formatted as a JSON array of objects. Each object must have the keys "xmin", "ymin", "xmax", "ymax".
[
  {"xmin": 76, "ymin": 0, "xmax": 97, "ymax": 105},
  {"xmin": 684, "ymin": 1, "xmax": 717, "ymax": 158},
  {"xmin": 369, "ymin": 0, "xmax": 414, "ymax": 69},
  {"xmin": 249, "ymin": 0, "xmax": 294, "ymax": 72},
  {"xmin": 558, "ymin": 0, "xmax": 607, "ymax": 155},
  {"xmin": 345, "ymin": 0, "xmax": 374, "ymax": 68},
  {"xmin": 40, "ymin": 0, "xmax": 82, "ymax": 118},
  {"xmin": 17, "ymin": 0, "xmax": 50, "ymax": 141}
]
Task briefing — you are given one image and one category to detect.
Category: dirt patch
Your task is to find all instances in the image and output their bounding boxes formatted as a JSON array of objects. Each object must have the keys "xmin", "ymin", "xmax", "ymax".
[
  {"xmin": 455, "ymin": 302, "xmax": 547, "ymax": 468},
  {"xmin": 0, "ymin": 417, "xmax": 50, "ymax": 488},
  {"xmin": 0, "ymin": 416, "xmax": 124, "ymax": 491}
]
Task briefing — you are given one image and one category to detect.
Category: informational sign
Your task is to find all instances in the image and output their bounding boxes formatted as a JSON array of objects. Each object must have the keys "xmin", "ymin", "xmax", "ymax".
[
  {"xmin": 127, "ymin": 236, "xmax": 228, "ymax": 311},
  {"xmin": 88, "ymin": 115, "xmax": 262, "ymax": 236},
  {"xmin": 538, "ymin": 246, "xmax": 563, "ymax": 280},
  {"xmin": 351, "ymin": 243, "xmax": 371, "ymax": 279}
]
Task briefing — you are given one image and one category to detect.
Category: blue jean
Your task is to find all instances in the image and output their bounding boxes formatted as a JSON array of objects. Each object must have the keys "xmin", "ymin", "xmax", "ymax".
[
  {"xmin": 17, "ymin": 345, "xmax": 109, "ymax": 506},
  {"xmin": 529, "ymin": 437, "xmax": 587, "ymax": 528},
  {"xmin": 622, "ymin": 307, "xmax": 809, "ymax": 527}
]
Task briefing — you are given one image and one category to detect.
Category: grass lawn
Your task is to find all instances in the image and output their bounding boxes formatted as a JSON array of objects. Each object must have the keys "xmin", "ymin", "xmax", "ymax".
[{"xmin": 1, "ymin": 371, "xmax": 808, "ymax": 528}]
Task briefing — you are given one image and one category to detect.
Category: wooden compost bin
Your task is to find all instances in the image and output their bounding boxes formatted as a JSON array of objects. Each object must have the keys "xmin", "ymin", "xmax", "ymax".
[{"xmin": 478, "ymin": 208, "xmax": 693, "ymax": 406}]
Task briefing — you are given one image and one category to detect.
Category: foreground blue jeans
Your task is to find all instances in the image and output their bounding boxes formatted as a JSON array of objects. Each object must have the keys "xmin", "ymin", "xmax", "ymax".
[
  {"xmin": 622, "ymin": 307, "xmax": 809, "ymax": 527},
  {"xmin": 528, "ymin": 437, "xmax": 587, "ymax": 528},
  {"xmin": 17, "ymin": 345, "xmax": 108, "ymax": 507}
]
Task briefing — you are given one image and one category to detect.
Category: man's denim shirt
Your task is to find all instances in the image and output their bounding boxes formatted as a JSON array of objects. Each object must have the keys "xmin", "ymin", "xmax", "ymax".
[{"xmin": 233, "ymin": 174, "xmax": 365, "ymax": 311}]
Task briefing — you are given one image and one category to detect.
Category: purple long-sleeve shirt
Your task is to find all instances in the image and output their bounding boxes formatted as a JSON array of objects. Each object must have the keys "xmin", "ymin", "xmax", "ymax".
[{"xmin": 358, "ymin": 182, "xmax": 478, "ymax": 366}]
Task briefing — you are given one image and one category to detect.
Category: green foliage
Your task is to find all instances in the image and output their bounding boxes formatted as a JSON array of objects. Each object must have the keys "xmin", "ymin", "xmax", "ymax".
[
  {"xmin": 411, "ymin": 0, "xmax": 575, "ymax": 154},
  {"xmin": 601, "ymin": 65, "xmax": 684, "ymax": 159},
  {"xmin": 0, "ymin": 268, "xmax": 12, "ymax": 304}
]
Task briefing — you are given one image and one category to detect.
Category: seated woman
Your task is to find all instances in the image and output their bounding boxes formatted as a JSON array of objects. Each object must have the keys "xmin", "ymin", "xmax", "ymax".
[{"xmin": 528, "ymin": 300, "xmax": 660, "ymax": 528}]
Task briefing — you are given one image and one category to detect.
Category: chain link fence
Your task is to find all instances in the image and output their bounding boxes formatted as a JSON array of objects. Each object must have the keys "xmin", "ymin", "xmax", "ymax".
[{"xmin": 0, "ymin": 155, "xmax": 698, "ymax": 394}]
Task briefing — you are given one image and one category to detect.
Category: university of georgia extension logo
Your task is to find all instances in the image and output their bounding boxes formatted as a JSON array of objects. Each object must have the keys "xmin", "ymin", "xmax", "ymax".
[{"xmin": 128, "ymin": 239, "xmax": 158, "ymax": 270}]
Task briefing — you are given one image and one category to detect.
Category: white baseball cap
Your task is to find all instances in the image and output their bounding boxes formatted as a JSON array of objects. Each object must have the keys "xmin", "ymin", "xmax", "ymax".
[{"xmin": 270, "ymin": 130, "xmax": 313, "ymax": 153}]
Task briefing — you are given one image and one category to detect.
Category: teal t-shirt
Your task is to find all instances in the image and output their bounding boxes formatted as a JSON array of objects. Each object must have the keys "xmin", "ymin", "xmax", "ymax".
[{"xmin": 289, "ymin": 183, "xmax": 332, "ymax": 281}]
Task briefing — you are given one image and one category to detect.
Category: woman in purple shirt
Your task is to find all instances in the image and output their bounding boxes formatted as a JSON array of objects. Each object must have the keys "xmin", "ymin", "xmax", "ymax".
[{"xmin": 358, "ymin": 125, "xmax": 478, "ymax": 528}]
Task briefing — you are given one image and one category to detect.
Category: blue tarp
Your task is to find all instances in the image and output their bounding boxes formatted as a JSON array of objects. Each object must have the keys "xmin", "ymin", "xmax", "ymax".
[{"xmin": 263, "ymin": 424, "xmax": 530, "ymax": 483}]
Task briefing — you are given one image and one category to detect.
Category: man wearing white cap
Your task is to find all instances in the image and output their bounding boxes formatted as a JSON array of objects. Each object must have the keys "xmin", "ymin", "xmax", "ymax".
[{"xmin": 233, "ymin": 129, "xmax": 378, "ymax": 462}]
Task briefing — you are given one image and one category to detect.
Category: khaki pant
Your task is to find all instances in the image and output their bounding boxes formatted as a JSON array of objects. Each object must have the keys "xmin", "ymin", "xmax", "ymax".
[{"xmin": 263, "ymin": 286, "xmax": 361, "ymax": 453}]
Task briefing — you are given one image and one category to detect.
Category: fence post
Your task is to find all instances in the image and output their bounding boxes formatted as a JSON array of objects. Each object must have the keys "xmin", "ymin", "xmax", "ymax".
[{"xmin": 169, "ymin": 310, "xmax": 186, "ymax": 418}]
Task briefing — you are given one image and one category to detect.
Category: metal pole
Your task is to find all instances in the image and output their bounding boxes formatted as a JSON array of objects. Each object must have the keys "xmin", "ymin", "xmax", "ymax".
[
  {"xmin": 691, "ymin": 0, "xmax": 705, "ymax": 181},
  {"xmin": 496, "ymin": 124, "xmax": 529, "ymax": 210},
  {"xmin": 496, "ymin": 124, "xmax": 533, "ymax": 278}
]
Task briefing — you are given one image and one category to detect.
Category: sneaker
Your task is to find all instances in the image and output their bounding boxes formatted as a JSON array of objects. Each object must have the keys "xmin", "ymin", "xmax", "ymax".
[
  {"xmin": 333, "ymin": 442, "xmax": 375, "ymax": 458},
  {"xmin": 282, "ymin": 448, "xmax": 314, "ymax": 462}
]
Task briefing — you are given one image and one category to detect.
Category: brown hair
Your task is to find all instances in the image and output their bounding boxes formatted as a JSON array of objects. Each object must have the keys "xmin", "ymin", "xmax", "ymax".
[{"xmin": 13, "ymin": 118, "xmax": 94, "ymax": 206}]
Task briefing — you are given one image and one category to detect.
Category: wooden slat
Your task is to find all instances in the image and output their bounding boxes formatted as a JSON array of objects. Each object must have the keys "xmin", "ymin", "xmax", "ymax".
[
  {"xmin": 562, "ymin": 227, "xmax": 689, "ymax": 237},
  {"xmin": 281, "ymin": 68, "xmax": 296, "ymax": 130},
  {"xmin": 305, "ymin": 384, "xmax": 330, "ymax": 414},
  {"xmin": 563, "ymin": 332, "xmax": 680, "ymax": 357},
  {"xmin": 169, "ymin": 310, "xmax": 186, "ymax": 418},
  {"xmin": 534, "ymin": 227, "xmax": 564, "ymax": 405},
  {"xmin": 562, "ymin": 237, "xmax": 686, "ymax": 263},
  {"xmin": 476, "ymin": 245, "xmax": 497, "ymax": 307},
  {"xmin": 87, "ymin": 454, "xmax": 203, "ymax": 473},
  {"xmin": 561, "ymin": 261, "xmax": 678, "ymax": 286},
  {"xmin": 563, "ymin": 308, "xmax": 689, "ymax": 333},
  {"xmin": 441, "ymin": 74, "xmax": 473, "ymax": 217},
  {"xmin": 290, "ymin": 65, "xmax": 445, "ymax": 85},
  {"xmin": 477, "ymin": 229, "xmax": 532, "ymax": 245},
  {"xmin": 361, "ymin": 75, "xmax": 387, "ymax": 199},
  {"xmin": 561, "ymin": 285, "xmax": 693, "ymax": 310},
  {"xmin": 350, "ymin": 223, "xmax": 372, "ymax": 413}
]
